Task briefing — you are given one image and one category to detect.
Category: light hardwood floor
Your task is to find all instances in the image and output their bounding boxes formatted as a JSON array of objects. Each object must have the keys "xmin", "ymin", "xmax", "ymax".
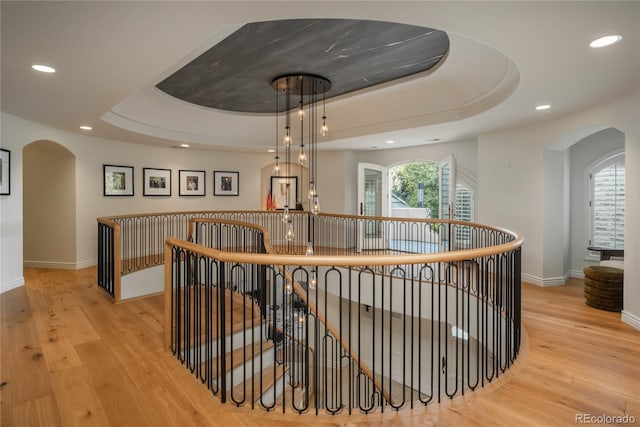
[{"xmin": 1, "ymin": 268, "xmax": 638, "ymax": 426}]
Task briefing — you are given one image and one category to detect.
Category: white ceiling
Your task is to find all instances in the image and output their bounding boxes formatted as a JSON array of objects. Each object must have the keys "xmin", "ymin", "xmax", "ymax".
[{"xmin": 2, "ymin": 1, "xmax": 638, "ymax": 152}]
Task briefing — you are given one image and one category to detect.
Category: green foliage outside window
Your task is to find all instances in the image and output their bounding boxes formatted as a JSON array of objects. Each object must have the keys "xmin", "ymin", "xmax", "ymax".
[{"xmin": 390, "ymin": 162, "xmax": 439, "ymax": 218}]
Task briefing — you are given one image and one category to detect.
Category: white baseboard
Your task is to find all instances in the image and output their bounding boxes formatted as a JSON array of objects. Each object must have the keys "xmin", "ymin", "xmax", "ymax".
[
  {"xmin": 24, "ymin": 259, "xmax": 96, "ymax": 270},
  {"xmin": 76, "ymin": 259, "xmax": 97, "ymax": 269},
  {"xmin": 24, "ymin": 260, "xmax": 76, "ymax": 269},
  {"xmin": 621, "ymin": 311, "xmax": 640, "ymax": 331},
  {"xmin": 1, "ymin": 276, "xmax": 25, "ymax": 294},
  {"xmin": 570, "ymin": 269, "xmax": 585, "ymax": 279},
  {"xmin": 522, "ymin": 273, "xmax": 569, "ymax": 287}
]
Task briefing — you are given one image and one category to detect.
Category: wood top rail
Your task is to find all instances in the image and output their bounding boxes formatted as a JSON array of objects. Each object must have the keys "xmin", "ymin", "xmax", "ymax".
[
  {"xmin": 165, "ymin": 234, "xmax": 523, "ymax": 267},
  {"xmin": 115, "ymin": 211, "xmax": 523, "ymax": 266},
  {"xmin": 99, "ymin": 210, "xmax": 521, "ymax": 236},
  {"xmin": 100, "ymin": 211, "xmax": 523, "ymax": 266},
  {"xmin": 187, "ymin": 217, "xmax": 278, "ymax": 254}
]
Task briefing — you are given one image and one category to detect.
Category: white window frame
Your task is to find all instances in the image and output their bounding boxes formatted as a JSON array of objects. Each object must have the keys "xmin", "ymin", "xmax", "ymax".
[
  {"xmin": 587, "ymin": 150, "xmax": 625, "ymax": 257},
  {"xmin": 455, "ymin": 171, "xmax": 476, "ymax": 223}
]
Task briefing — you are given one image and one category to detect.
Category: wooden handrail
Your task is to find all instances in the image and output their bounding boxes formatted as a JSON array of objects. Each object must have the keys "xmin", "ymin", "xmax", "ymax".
[
  {"xmin": 186, "ymin": 217, "xmax": 523, "ymax": 261},
  {"xmin": 164, "ymin": 235, "xmax": 522, "ymax": 268},
  {"xmin": 187, "ymin": 217, "xmax": 278, "ymax": 255},
  {"xmin": 100, "ymin": 210, "xmax": 522, "ymax": 307},
  {"xmin": 100, "ymin": 210, "xmax": 520, "ymax": 237}
]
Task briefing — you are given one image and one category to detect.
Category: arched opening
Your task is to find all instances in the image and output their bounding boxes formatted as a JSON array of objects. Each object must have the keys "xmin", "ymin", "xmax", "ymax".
[
  {"xmin": 543, "ymin": 127, "xmax": 625, "ymax": 285},
  {"xmin": 23, "ymin": 141, "xmax": 77, "ymax": 268}
]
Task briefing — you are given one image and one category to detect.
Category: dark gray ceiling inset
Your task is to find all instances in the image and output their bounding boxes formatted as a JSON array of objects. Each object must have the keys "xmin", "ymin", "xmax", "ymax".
[{"xmin": 156, "ymin": 19, "xmax": 449, "ymax": 113}]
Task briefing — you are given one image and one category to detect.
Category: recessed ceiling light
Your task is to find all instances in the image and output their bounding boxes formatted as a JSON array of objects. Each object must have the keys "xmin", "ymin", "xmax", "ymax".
[
  {"xmin": 180, "ymin": 144, "xmax": 190, "ymax": 148},
  {"xmin": 267, "ymin": 149, "xmax": 275, "ymax": 153},
  {"xmin": 535, "ymin": 104, "xmax": 551, "ymax": 111},
  {"xmin": 32, "ymin": 64, "xmax": 56, "ymax": 73},
  {"xmin": 590, "ymin": 35, "xmax": 623, "ymax": 48},
  {"xmin": 79, "ymin": 125, "xmax": 92, "ymax": 131},
  {"xmin": 385, "ymin": 140, "xmax": 395, "ymax": 144}
]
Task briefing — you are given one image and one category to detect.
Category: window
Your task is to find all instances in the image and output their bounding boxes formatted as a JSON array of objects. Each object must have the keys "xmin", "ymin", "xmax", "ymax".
[
  {"xmin": 454, "ymin": 182, "xmax": 474, "ymax": 243},
  {"xmin": 455, "ymin": 183, "xmax": 473, "ymax": 223},
  {"xmin": 590, "ymin": 152, "xmax": 624, "ymax": 249}
]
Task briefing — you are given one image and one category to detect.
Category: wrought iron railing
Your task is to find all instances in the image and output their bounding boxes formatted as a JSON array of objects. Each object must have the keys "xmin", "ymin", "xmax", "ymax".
[
  {"xmin": 159, "ymin": 214, "xmax": 521, "ymax": 415},
  {"xmin": 97, "ymin": 218, "xmax": 119, "ymax": 299},
  {"xmin": 97, "ymin": 211, "xmax": 522, "ymax": 414}
]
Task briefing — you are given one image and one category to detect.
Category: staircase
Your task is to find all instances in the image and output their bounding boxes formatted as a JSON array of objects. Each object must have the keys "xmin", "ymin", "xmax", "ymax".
[{"xmin": 174, "ymin": 284, "xmax": 314, "ymax": 411}]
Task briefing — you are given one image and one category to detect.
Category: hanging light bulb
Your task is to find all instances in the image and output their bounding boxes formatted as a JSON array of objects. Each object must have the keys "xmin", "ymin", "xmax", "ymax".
[
  {"xmin": 312, "ymin": 195, "xmax": 321, "ymax": 215},
  {"xmin": 273, "ymin": 156, "xmax": 281, "ymax": 176},
  {"xmin": 282, "ymin": 206, "xmax": 291, "ymax": 223},
  {"xmin": 285, "ymin": 280, "xmax": 293, "ymax": 295},
  {"xmin": 271, "ymin": 73, "xmax": 330, "ymax": 252},
  {"xmin": 305, "ymin": 240, "xmax": 314, "ymax": 256},
  {"xmin": 320, "ymin": 115, "xmax": 329, "ymax": 136},
  {"xmin": 320, "ymin": 86, "xmax": 329, "ymax": 137},
  {"xmin": 285, "ymin": 221, "xmax": 295, "ymax": 241},
  {"xmin": 283, "ymin": 126, "xmax": 292, "ymax": 146},
  {"xmin": 308, "ymin": 182, "xmax": 316, "ymax": 200},
  {"xmin": 309, "ymin": 269, "xmax": 317, "ymax": 290},
  {"xmin": 298, "ymin": 313, "xmax": 305, "ymax": 326},
  {"xmin": 298, "ymin": 146, "xmax": 307, "ymax": 165}
]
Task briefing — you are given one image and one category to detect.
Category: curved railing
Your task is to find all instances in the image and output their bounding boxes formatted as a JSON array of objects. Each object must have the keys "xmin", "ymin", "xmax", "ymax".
[{"xmin": 97, "ymin": 210, "xmax": 522, "ymax": 415}]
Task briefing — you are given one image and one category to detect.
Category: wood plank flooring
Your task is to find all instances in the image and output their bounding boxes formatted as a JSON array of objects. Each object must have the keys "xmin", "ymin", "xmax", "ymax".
[{"xmin": 1, "ymin": 269, "xmax": 638, "ymax": 426}]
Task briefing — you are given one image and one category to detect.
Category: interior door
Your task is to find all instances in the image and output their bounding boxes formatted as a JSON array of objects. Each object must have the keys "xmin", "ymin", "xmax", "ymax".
[
  {"xmin": 439, "ymin": 155, "xmax": 456, "ymax": 250},
  {"xmin": 357, "ymin": 163, "xmax": 388, "ymax": 251}
]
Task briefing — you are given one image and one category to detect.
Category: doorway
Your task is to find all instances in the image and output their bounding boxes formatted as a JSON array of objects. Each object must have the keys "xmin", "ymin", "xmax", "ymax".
[{"xmin": 23, "ymin": 141, "xmax": 77, "ymax": 268}]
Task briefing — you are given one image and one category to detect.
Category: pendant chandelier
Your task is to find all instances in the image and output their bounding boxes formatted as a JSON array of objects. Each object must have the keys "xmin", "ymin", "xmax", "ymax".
[{"xmin": 272, "ymin": 74, "xmax": 330, "ymax": 255}]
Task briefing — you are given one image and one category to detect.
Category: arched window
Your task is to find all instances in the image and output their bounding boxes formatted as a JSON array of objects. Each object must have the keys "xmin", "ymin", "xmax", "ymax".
[{"xmin": 589, "ymin": 152, "xmax": 624, "ymax": 249}]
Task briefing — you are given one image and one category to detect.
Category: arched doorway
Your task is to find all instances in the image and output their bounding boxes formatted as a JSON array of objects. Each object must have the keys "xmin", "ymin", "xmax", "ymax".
[
  {"xmin": 543, "ymin": 126, "xmax": 625, "ymax": 284},
  {"xmin": 23, "ymin": 141, "xmax": 77, "ymax": 268}
]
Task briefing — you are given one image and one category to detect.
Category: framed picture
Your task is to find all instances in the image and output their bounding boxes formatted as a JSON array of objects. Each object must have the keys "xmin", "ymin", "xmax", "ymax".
[
  {"xmin": 179, "ymin": 170, "xmax": 205, "ymax": 196},
  {"xmin": 0, "ymin": 149, "xmax": 10, "ymax": 196},
  {"xmin": 103, "ymin": 164, "xmax": 134, "ymax": 196},
  {"xmin": 213, "ymin": 171, "xmax": 239, "ymax": 196},
  {"xmin": 143, "ymin": 168, "xmax": 171, "ymax": 196},
  {"xmin": 270, "ymin": 176, "xmax": 298, "ymax": 210}
]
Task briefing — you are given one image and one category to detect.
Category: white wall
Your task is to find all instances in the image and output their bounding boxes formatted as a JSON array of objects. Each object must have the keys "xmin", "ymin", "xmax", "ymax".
[
  {"xmin": 623, "ymin": 121, "xmax": 640, "ymax": 329},
  {"xmin": 543, "ymin": 148, "xmax": 570, "ymax": 284},
  {"xmin": 0, "ymin": 130, "xmax": 24, "ymax": 292}
]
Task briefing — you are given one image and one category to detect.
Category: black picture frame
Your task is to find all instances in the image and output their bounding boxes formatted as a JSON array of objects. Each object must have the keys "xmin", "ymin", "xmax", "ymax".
[
  {"xmin": 103, "ymin": 164, "xmax": 134, "ymax": 196},
  {"xmin": 143, "ymin": 168, "xmax": 172, "ymax": 196},
  {"xmin": 213, "ymin": 171, "xmax": 239, "ymax": 196},
  {"xmin": 0, "ymin": 149, "xmax": 10, "ymax": 196},
  {"xmin": 179, "ymin": 170, "xmax": 206, "ymax": 196},
  {"xmin": 270, "ymin": 176, "xmax": 298, "ymax": 210}
]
